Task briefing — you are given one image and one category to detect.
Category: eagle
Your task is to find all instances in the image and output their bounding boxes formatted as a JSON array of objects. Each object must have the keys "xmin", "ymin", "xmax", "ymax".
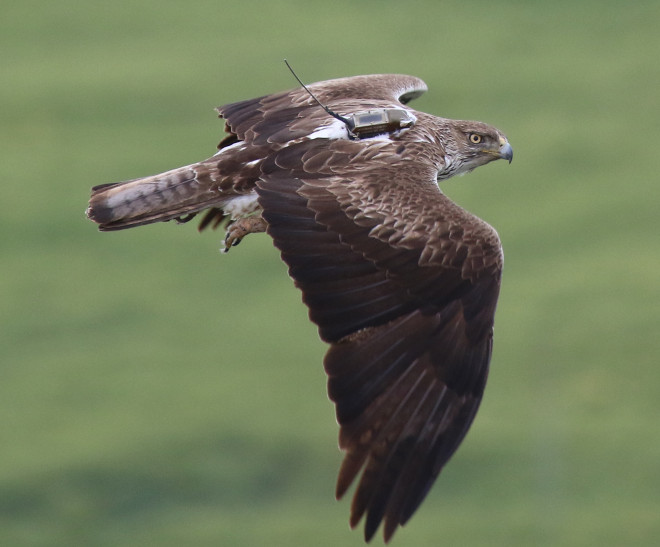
[{"xmin": 86, "ymin": 72, "xmax": 513, "ymax": 543}]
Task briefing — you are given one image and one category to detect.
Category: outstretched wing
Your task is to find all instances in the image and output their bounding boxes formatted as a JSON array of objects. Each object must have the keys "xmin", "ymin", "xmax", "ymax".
[
  {"xmin": 217, "ymin": 74, "xmax": 428, "ymax": 146},
  {"xmin": 255, "ymin": 137, "xmax": 502, "ymax": 542}
]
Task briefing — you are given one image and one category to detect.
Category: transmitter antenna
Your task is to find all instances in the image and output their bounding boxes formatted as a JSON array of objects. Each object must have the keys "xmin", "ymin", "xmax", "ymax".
[{"xmin": 284, "ymin": 59, "xmax": 354, "ymax": 131}]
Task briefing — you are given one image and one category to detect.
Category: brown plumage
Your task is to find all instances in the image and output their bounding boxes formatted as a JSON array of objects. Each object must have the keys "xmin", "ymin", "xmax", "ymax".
[{"xmin": 86, "ymin": 73, "xmax": 513, "ymax": 542}]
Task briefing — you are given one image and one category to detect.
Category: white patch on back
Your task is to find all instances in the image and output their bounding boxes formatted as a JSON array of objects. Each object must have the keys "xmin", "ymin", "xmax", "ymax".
[
  {"xmin": 213, "ymin": 141, "xmax": 246, "ymax": 156},
  {"xmin": 308, "ymin": 119, "xmax": 350, "ymax": 140},
  {"xmin": 223, "ymin": 193, "xmax": 260, "ymax": 218},
  {"xmin": 363, "ymin": 133, "xmax": 393, "ymax": 142}
]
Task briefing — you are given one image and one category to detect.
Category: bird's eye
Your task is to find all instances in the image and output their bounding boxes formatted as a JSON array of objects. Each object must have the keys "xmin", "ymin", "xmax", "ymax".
[{"xmin": 469, "ymin": 133, "xmax": 483, "ymax": 144}]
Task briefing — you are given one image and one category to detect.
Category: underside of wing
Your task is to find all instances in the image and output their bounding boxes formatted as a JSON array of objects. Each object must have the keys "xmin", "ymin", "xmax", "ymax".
[{"xmin": 255, "ymin": 139, "xmax": 501, "ymax": 542}]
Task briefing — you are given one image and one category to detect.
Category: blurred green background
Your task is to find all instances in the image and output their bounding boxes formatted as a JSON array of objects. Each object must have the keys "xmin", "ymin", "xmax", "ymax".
[{"xmin": 2, "ymin": 1, "xmax": 659, "ymax": 545}]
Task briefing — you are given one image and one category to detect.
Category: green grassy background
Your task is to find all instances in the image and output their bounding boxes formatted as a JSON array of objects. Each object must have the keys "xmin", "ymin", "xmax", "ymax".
[{"xmin": 2, "ymin": 1, "xmax": 659, "ymax": 545}]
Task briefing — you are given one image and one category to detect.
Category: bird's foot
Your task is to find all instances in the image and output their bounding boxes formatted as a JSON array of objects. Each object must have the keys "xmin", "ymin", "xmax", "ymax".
[{"xmin": 222, "ymin": 215, "xmax": 267, "ymax": 253}]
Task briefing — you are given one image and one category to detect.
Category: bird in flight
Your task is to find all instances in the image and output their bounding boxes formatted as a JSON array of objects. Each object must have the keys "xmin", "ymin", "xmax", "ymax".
[{"xmin": 86, "ymin": 70, "xmax": 513, "ymax": 543}]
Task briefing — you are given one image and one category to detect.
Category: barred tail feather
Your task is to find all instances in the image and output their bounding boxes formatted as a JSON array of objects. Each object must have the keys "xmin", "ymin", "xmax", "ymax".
[{"xmin": 86, "ymin": 164, "xmax": 220, "ymax": 231}]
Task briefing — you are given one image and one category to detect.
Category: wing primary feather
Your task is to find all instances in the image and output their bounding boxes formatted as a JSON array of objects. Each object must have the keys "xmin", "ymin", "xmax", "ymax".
[
  {"xmin": 380, "ymin": 384, "xmax": 451, "ymax": 541},
  {"xmin": 334, "ymin": 342, "xmax": 429, "ymax": 500},
  {"xmin": 356, "ymin": 373, "xmax": 437, "ymax": 541}
]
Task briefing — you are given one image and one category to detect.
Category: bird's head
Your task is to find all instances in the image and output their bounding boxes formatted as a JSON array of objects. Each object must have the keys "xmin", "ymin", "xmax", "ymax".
[{"xmin": 440, "ymin": 120, "xmax": 512, "ymax": 179}]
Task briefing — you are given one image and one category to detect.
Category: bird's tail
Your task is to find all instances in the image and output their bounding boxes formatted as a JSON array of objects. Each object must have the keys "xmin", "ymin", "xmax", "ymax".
[{"xmin": 86, "ymin": 163, "xmax": 221, "ymax": 231}]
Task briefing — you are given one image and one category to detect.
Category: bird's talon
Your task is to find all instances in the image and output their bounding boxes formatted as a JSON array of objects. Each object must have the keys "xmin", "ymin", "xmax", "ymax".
[{"xmin": 222, "ymin": 216, "xmax": 267, "ymax": 253}]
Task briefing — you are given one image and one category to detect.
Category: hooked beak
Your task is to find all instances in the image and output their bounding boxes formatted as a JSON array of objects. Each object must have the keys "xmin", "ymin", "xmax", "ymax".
[{"xmin": 498, "ymin": 137, "xmax": 513, "ymax": 163}]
